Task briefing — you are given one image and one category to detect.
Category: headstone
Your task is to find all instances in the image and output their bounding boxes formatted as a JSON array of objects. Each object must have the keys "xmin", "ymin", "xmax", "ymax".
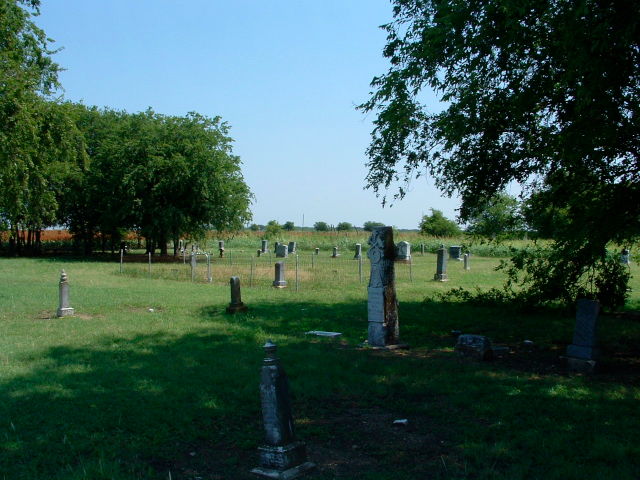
[
  {"xmin": 455, "ymin": 334, "xmax": 493, "ymax": 360},
  {"xmin": 566, "ymin": 298, "xmax": 600, "ymax": 372},
  {"xmin": 218, "ymin": 240, "xmax": 224, "ymax": 250},
  {"xmin": 420, "ymin": 243, "xmax": 425, "ymax": 255},
  {"xmin": 463, "ymin": 253, "xmax": 470, "ymax": 270},
  {"xmin": 276, "ymin": 243, "xmax": 289, "ymax": 258},
  {"xmin": 434, "ymin": 246, "xmax": 448, "ymax": 281},
  {"xmin": 367, "ymin": 226, "xmax": 402, "ymax": 347},
  {"xmin": 261, "ymin": 239, "xmax": 268, "ymax": 253},
  {"xmin": 273, "ymin": 262, "xmax": 287, "ymax": 288},
  {"xmin": 354, "ymin": 243, "xmax": 362, "ymax": 260},
  {"xmin": 621, "ymin": 248, "xmax": 630, "ymax": 265},
  {"xmin": 314, "ymin": 248, "xmax": 319, "ymax": 255},
  {"xmin": 288, "ymin": 242, "xmax": 297, "ymax": 254},
  {"xmin": 257, "ymin": 249, "xmax": 262, "ymax": 257},
  {"xmin": 449, "ymin": 245, "xmax": 462, "ymax": 260},
  {"xmin": 396, "ymin": 241, "xmax": 411, "ymax": 262},
  {"xmin": 274, "ymin": 241, "xmax": 280, "ymax": 254},
  {"xmin": 251, "ymin": 341, "xmax": 315, "ymax": 479},
  {"xmin": 226, "ymin": 276, "xmax": 248, "ymax": 313},
  {"xmin": 332, "ymin": 246, "xmax": 339, "ymax": 258},
  {"xmin": 56, "ymin": 270, "xmax": 75, "ymax": 317},
  {"xmin": 219, "ymin": 247, "xmax": 225, "ymax": 258}
]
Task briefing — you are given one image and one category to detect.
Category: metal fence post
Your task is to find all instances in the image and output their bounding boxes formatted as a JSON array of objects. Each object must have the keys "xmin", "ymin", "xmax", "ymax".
[
  {"xmin": 120, "ymin": 249, "xmax": 124, "ymax": 274},
  {"xmin": 148, "ymin": 252, "xmax": 151, "ymax": 277},
  {"xmin": 295, "ymin": 254, "xmax": 300, "ymax": 292},
  {"xmin": 358, "ymin": 255, "xmax": 363, "ymax": 283},
  {"xmin": 250, "ymin": 257, "xmax": 254, "ymax": 287}
]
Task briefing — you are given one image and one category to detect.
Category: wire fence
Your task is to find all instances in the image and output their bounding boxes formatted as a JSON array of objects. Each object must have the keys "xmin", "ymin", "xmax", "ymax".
[{"xmin": 117, "ymin": 249, "xmax": 433, "ymax": 290}]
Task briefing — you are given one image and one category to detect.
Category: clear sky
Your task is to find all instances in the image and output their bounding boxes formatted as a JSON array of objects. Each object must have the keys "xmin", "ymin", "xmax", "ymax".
[{"xmin": 35, "ymin": 0, "xmax": 461, "ymax": 230}]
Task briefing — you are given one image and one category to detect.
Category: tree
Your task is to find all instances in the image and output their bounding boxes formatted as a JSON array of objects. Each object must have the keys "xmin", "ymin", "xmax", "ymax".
[
  {"xmin": 0, "ymin": 1, "xmax": 85, "ymax": 254},
  {"xmin": 264, "ymin": 220, "xmax": 282, "ymax": 239},
  {"xmin": 465, "ymin": 193, "xmax": 524, "ymax": 240},
  {"xmin": 283, "ymin": 221, "xmax": 295, "ymax": 231},
  {"xmin": 249, "ymin": 223, "xmax": 261, "ymax": 232},
  {"xmin": 419, "ymin": 209, "xmax": 461, "ymax": 237},
  {"xmin": 363, "ymin": 221, "xmax": 385, "ymax": 232},
  {"xmin": 361, "ymin": 0, "xmax": 640, "ymax": 308},
  {"xmin": 314, "ymin": 221, "xmax": 329, "ymax": 232},
  {"xmin": 336, "ymin": 222, "xmax": 353, "ymax": 231}
]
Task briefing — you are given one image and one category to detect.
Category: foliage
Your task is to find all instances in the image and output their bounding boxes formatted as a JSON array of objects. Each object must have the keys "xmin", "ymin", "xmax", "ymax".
[
  {"xmin": 249, "ymin": 223, "xmax": 261, "ymax": 232},
  {"xmin": 336, "ymin": 221, "xmax": 353, "ymax": 231},
  {"xmin": 283, "ymin": 221, "xmax": 295, "ymax": 231},
  {"xmin": 314, "ymin": 221, "xmax": 329, "ymax": 232},
  {"xmin": 363, "ymin": 221, "xmax": 385, "ymax": 231},
  {"xmin": 264, "ymin": 220, "xmax": 282, "ymax": 239},
  {"xmin": 465, "ymin": 192, "xmax": 524, "ymax": 240},
  {"xmin": 360, "ymin": 0, "xmax": 640, "ymax": 306},
  {"xmin": 419, "ymin": 208, "xmax": 461, "ymax": 237}
]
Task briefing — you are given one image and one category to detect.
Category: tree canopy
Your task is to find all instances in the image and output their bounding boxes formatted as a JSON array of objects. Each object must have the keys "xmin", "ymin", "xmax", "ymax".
[
  {"xmin": 465, "ymin": 193, "xmax": 524, "ymax": 240},
  {"xmin": 314, "ymin": 221, "xmax": 329, "ymax": 232},
  {"xmin": 361, "ymin": 0, "xmax": 640, "ymax": 308},
  {"xmin": 419, "ymin": 209, "xmax": 461, "ymax": 237}
]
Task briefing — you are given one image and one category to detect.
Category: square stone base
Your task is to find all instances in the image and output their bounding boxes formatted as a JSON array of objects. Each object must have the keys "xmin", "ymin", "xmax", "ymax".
[
  {"xmin": 252, "ymin": 442, "xmax": 314, "ymax": 479},
  {"xmin": 226, "ymin": 303, "xmax": 248, "ymax": 314},
  {"xmin": 56, "ymin": 307, "xmax": 75, "ymax": 317},
  {"xmin": 251, "ymin": 462, "xmax": 315, "ymax": 480},
  {"xmin": 566, "ymin": 357, "xmax": 597, "ymax": 373}
]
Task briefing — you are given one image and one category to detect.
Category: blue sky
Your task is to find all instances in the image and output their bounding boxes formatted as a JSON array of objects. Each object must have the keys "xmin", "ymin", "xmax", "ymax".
[{"xmin": 36, "ymin": 0, "xmax": 460, "ymax": 229}]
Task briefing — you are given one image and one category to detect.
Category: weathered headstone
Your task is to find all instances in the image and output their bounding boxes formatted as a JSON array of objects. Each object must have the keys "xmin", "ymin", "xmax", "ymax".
[
  {"xmin": 288, "ymin": 242, "xmax": 297, "ymax": 254},
  {"xmin": 257, "ymin": 249, "xmax": 262, "ymax": 257},
  {"xmin": 434, "ymin": 245, "xmax": 448, "ymax": 281},
  {"xmin": 353, "ymin": 243, "xmax": 362, "ymax": 260},
  {"xmin": 251, "ymin": 341, "xmax": 315, "ymax": 479},
  {"xmin": 226, "ymin": 276, "xmax": 248, "ymax": 313},
  {"xmin": 449, "ymin": 245, "xmax": 462, "ymax": 260},
  {"xmin": 276, "ymin": 244, "xmax": 289, "ymax": 258},
  {"xmin": 273, "ymin": 262, "xmax": 287, "ymax": 288},
  {"xmin": 261, "ymin": 239, "xmax": 268, "ymax": 254},
  {"xmin": 56, "ymin": 270, "xmax": 75, "ymax": 317},
  {"xmin": 566, "ymin": 298, "xmax": 600, "ymax": 372},
  {"xmin": 396, "ymin": 241, "xmax": 411, "ymax": 262},
  {"xmin": 332, "ymin": 246, "xmax": 339, "ymax": 258},
  {"xmin": 367, "ymin": 226, "xmax": 402, "ymax": 348},
  {"xmin": 455, "ymin": 334, "xmax": 493, "ymax": 360},
  {"xmin": 621, "ymin": 248, "xmax": 631, "ymax": 265},
  {"xmin": 218, "ymin": 240, "xmax": 224, "ymax": 250},
  {"xmin": 314, "ymin": 248, "xmax": 319, "ymax": 255},
  {"xmin": 463, "ymin": 253, "xmax": 470, "ymax": 270}
]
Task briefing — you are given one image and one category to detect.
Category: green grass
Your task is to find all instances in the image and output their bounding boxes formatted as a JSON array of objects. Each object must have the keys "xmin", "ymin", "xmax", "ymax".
[{"xmin": 1, "ymin": 254, "xmax": 639, "ymax": 479}]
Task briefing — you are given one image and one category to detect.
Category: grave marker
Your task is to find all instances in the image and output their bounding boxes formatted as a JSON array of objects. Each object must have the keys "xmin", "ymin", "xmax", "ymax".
[
  {"xmin": 251, "ymin": 341, "xmax": 315, "ymax": 479},
  {"xmin": 276, "ymin": 244, "xmax": 289, "ymax": 258},
  {"xmin": 566, "ymin": 298, "xmax": 600, "ymax": 372},
  {"xmin": 226, "ymin": 276, "xmax": 248, "ymax": 313},
  {"xmin": 434, "ymin": 245, "xmax": 448, "ymax": 281},
  {"xmin": 273, "ymin": 262, "xmax": 287, "ymax": 288},
  {"xmin": 56, "ymin": 270, "xmax": 75, "ymax": 317},
  {"xmin": 354, "ymin": 243, "xmax": 362, "ymax": 260}
]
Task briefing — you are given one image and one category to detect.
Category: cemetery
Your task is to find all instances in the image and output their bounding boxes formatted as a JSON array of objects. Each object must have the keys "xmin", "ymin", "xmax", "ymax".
[{"xmin": 1, "ymin": 231, "xmax": 639, "ymax": 479}]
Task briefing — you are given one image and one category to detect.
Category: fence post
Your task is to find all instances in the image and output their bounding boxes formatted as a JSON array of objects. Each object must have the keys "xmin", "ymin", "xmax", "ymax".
[
  {"xmin": 250, "ymin": 257, "xmax": 254, "ymax": 287},
  {"xmin": 295, "ymin": 254, "xmax": 300, "ymax": 292},
  {"xmin": 206, "ymin": 253, "xmax": 212, "ymax": 283},
  {"xmin": 358, "ymin": 255, "xmax": 363, "ymax": 283},
  {"xmin": 120, "ymin": 249, "xmax": 124, "ymax": 274},
  {"xmin": 148, "ymin": 252, "xmax": 151, "ymax": 277},
  {"xmin": 311, "ymin": 253, "xmax": 315, "ymax": 269},
  {"xmin": 190, "ymin": 253, "xmax": 196, "ymax": 282},
  {"xmin": 409, "ymin": 259, "xmax": 413, "ymax": 283}
]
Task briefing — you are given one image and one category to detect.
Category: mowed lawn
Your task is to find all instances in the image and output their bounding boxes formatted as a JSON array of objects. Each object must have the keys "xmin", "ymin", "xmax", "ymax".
[{"xmin": 1, "ymin": 255, "xmax": 639, "ymax": 479}]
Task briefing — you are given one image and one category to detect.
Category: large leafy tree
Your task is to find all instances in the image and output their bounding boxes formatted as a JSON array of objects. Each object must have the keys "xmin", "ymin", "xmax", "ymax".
[
  {"xmin": 0, "ymin": 0, "xmax": 85, "ymax": 254},
  {"xmin": 361, "ymin": 0, "xmax": 640, "ymax": 307},
  {"xmin": 465, "ymin": 193, "xmax": 524, "ymax": 240},
  {"xmin": 419, "ymin": 209, "xmax": 461, "ymax": 237}
]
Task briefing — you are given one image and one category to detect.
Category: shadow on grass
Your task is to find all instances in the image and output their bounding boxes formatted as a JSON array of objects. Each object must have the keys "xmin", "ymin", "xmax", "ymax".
[{"xmin": 1, "ymin": 298, "xmax": 640, "ymax": 479}]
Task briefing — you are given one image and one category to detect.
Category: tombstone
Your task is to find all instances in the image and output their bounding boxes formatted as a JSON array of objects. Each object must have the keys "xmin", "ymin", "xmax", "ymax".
[
  {"xmin": 251, "ymin": 341, "xmax": 315, "ymax": 479},
  {"xmin": 257, "ymin": 249, "xmax": 262, "ymax": 257},
  {"xmin": 621, "ymin": 248, "xmax": 631, "ymax": 265},
  {"xmin": 449, "ymin": 245, "xmax": 462, "ymax": 260},
  {"xmin": 287, "ymin": 241, "xmax": 297, "ymax": 254},
  {"xmin": 434, "ymin": 246, "xmax": 448, "ymax": 281},
  {"xmin": 396, "ymin": 241, "xmax": 411, "ymax": 262},
  {"xmin": 274, "ymin": 241, "xmax": 280, "ymax": 254},
  {"xmin": 463, "ymin": 253, "xmax": 470, "ymax": 270},
  {"xmin": 261, "ymin": 239, "xmax": 268, "ymax": 253},
  {"xmin": 273, "ymin": 262, "xmax": 287, "ymax": 288},
  {"xmin": 332, "ymin": 246, "xmax": 339, "ymax": 258},
  {"xmin": 218, "ymin": 240, "xmax": 225, "ymax": 250},
  {"xmin": 455, "ymin": 334, "xmax": 493, "ymax": 360},
  {"xmin": 226, "ymin": 276, "xmax": 248, "ymax": 313},
  {"xmin": 276, "ymin": 243, "xmax": 289, "ymax": 258},
  {"xmin": 353, "ymin": 243, "xmax": 362, "ymax": 260},
  {"xmin": 566, "ymin": 298, "xmax": 600, "ymax": 372},
  {"xmin": 219, "ymin": 247, "xmax": 225, "ymax": 258},
  {"xmin": 56, "ymin": 270, "xmax": 75, "ymax": 317},
  {"xmin": 367, "ymin": 226, "xmax": 403, "ymax": 348},
  {"xmin": 314, "ymin": 247, "xmax": 319, "ymax": 255},
  {"xmin": 420, "ymin": 243, "xmax": 425, "ymax": 255}
]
